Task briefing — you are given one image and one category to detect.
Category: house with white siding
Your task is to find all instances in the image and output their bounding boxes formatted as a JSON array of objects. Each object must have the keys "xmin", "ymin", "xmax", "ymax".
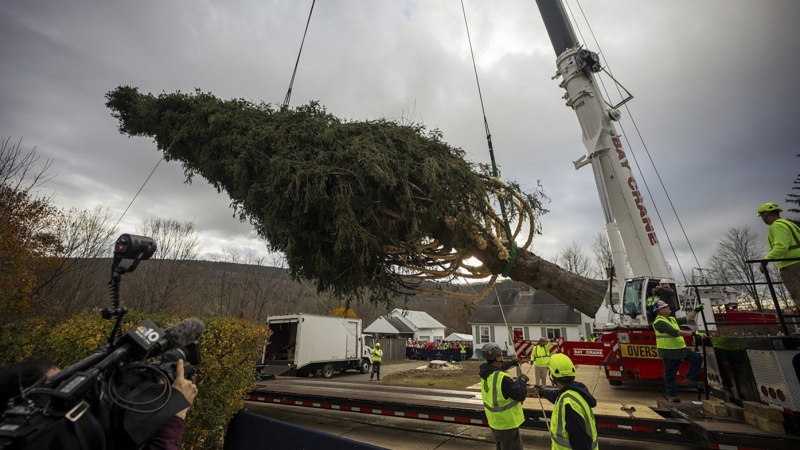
[
  {"xmin": 365, "ymin": 308, "xmax": 446, "ymax": 342},
  {"xmin": 468, "ymin": 283, "xmax": 595, "ymax": 354}
]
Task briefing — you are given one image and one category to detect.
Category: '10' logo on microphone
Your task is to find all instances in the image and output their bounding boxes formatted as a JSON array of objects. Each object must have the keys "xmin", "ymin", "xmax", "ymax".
[{"xmin": 135, "ymin": 325, "xmax": 161, "ymax": 342}]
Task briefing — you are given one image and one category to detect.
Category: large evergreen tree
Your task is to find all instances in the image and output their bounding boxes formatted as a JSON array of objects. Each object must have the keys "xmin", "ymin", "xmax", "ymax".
[{"xmin": 105, "ymin": 86, "xmax": 606, "ymax": 316}]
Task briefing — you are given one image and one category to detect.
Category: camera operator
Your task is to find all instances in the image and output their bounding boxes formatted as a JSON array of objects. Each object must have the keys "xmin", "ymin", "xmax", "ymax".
[
  {"xmin": 1, "ymin": 358, "xmax": 198, "ymax": 450},
  {"xmin": 148, "ymin": 360, "xmax": 198, "ymax": 450}
]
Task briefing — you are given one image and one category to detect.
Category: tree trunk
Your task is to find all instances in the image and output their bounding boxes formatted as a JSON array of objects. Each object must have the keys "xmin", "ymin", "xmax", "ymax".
[{"xmin": 467, "ymin": 241, "xmax": 607, "ymax": 317}]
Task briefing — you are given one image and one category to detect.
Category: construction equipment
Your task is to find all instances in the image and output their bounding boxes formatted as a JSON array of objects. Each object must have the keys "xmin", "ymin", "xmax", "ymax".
[{"xmin": 509, "ymin": 0, "xmax": 800, "ymax": 436}]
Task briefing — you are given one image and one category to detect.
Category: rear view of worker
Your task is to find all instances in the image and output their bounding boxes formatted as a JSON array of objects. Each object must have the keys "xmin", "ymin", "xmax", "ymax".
[
  {"xmin": 370, "ymin": 342, "xmax": 383, "ymax": 381},
  {"xmin": 533, "ymin": 337, "xmax": 553, "ymax": 387},
  {"xmin": 534, "ymin": 353, "xmax": 598, "ymax": 450},
  {"xmin": 479, "ymin": 342, "xmax": 529, "ymax": 450}
]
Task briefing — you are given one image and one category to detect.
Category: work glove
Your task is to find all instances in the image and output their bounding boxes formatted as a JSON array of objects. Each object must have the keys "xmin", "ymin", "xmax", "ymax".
[
  {"xmin": 693, "ymin": 332, "xmax": 707, "ymax": 339},
  {"xmin": 518, "ymin": 374, "xmax": 529, "ymax": 384},
  {"xmin": 694, "ymin": 304, "xmax": 704, "ymax": 312}
]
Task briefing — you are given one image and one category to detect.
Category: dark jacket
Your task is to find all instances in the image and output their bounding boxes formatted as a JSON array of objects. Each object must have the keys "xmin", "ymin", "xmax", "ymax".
[
  {"xmin": 479, "ymin": 361, "xmax": 528, "ymax": 402},
  {"xmin": 540, "ymin": 381, "xmax": 597, "ymax": 450}
]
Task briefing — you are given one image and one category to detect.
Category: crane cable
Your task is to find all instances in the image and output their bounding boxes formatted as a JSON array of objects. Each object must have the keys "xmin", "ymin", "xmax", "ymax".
[
  {"xmin": 112, "ymin": 124, "xmax": 188, "ymax": 232},
  {"xmin": 461, "ymin": 2, "xmax": 528, "ymax": 392},
  {"xmin": 460, "ymin": 0, "xmax": 517, "ymax": 278},
  {"xmin": 564, "ymin": 0, "xmax": 702, "ymax": 283},
  {"xmin": 114, "ymin": 2, "xmax": 318, "ymax": 232},
  {"xmin": 284, "ymin": 0, "xmax": 316, "ymax": 108}
]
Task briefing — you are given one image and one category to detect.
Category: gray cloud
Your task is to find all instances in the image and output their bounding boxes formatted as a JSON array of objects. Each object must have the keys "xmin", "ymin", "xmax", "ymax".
[{"xmin": 1, "ymin": 0, "xmax": 797, "ymax": 282}]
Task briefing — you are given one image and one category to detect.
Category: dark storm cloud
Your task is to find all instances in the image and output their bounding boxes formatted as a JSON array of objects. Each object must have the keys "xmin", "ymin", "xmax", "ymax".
[{"xmin": 1, "ymin": 0, "xmax": 798, "ymax": 279}]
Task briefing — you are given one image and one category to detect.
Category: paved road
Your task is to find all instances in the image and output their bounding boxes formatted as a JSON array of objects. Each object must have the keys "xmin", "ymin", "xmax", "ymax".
[{"xmin": 247, "ymin": 360, "xmax": 706, "ymax": 449}]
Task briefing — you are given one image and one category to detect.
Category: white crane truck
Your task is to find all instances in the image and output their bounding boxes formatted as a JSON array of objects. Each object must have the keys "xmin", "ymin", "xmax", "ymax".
[{"xmin": 527, "ymin": 0, "xmax": 800, "ymax": 435}]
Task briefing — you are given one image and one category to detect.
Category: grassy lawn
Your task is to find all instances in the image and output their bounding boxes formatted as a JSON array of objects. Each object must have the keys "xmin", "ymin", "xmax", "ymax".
[{"xmin": 382, "ymin": 360, "xmax": 483, "ymax": 390}]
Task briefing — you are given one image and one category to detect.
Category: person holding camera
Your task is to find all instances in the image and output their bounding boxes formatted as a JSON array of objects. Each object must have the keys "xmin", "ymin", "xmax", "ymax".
[
  {"xmin": 146, "ymin": 360, "xmax": 198, "ymax": 449},
  {"xmin": 0, "ymin": 358, "xmax": 198, "ymax": 450}
]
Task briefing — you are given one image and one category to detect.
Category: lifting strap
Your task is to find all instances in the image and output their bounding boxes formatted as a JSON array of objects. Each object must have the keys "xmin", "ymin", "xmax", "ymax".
[{"xmin": 460, "ymin": 0, "xmax": 517, "ymax": 277}]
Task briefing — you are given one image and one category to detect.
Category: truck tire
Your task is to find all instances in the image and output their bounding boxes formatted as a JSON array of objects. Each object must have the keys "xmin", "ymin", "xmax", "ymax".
[
  {"xmin": 360, "ymin": 360, "xmax": 370, "ymax": 374},
  {"xmin": 609, "ymin": 379, "xmax": 623, "ymax": 386},
  {"xmin": 322, "ymin": 363, "xmax": 334, "ymax": 379}
]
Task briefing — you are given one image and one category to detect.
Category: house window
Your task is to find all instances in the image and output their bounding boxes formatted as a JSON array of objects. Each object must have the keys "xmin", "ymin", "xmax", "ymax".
[
  {"xmin": 478, "ymin": 326, "xmax": 490, "ymax": 344},
  {"xmin": 511, "ymin": 327, "xmax": 525, "ymax": 341},
  {"xmin": 544, "ymin": 327, "xmax": 565, "ymax": 340}
]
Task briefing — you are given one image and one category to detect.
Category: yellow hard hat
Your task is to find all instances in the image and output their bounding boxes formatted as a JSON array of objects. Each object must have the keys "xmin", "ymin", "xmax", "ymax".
[
  {"xmin": 548, "ymin": 353, "xmax": 577, "ymax": 378},
  {"xmin": 375, "ymin": 342, "xmax": 381, "ymax": 347},
  {"xmin": 757, "ymin": 202, "xmax": 782, "ymax": 216}
]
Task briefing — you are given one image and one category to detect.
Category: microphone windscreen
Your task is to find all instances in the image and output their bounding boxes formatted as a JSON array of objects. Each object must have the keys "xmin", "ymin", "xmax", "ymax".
[{"xmin": 164, "ymin": 318, "xmax": 205, "ymax": 348}]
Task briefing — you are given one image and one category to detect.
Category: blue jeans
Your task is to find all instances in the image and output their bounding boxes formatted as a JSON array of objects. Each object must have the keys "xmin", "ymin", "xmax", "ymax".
[
  {"xmin": 370, "ymin": 361, "xmax": 381, "ymax": 379},
  {"xmin": 663, "ymin": 349, "xmax": 703, "ymax": 397}
]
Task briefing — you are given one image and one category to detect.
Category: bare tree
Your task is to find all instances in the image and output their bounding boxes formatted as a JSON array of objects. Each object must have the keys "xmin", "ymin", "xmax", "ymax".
[
  {"xmin": 0, "ymin": 138, "xmax": 61, "ymax": 320},
  {"xmin": 0, "ymin": 137, "xmax": 53, "ymax": 192},
  {"xmin": 555, "ymin": 242, "xmax": 594, "ymax": 278},
  {"xmin": 36, "ymin": 207, "xmax": 118, "ymax": 310},
  {"xmin": 706, "ymin": 226, "xmax": 766, "ymax": 311},
  {"xmin": 128, "ymin": 218, "xmax": 200, "ymax": 313},
  {"xmin": 590, "ymin": 232, "xmax": 613, "ymax": 279}
]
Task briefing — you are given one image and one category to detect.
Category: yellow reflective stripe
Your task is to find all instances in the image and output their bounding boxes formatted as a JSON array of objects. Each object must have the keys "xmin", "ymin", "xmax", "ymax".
[
  {"xmin": 653, "ymin": 316, "xmax": 685, "ymax": 349},
  {"xmin": 550, "ymin": 392, "xmax": 599, "ymax": 449},
  {"xmin": 483, "ymin": 371, "xmax": 520, "ymax": 412},
  {"xmin": 776, "ymin": 219, "xmax": 800, "ymax": 250}
]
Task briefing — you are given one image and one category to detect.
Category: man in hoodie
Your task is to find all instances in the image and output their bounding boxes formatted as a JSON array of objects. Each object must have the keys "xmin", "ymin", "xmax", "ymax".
[
  {"xmin": 479, "ymin": 342, "xmax": 529, "ymax": 450},
  {"xmin": 533, "ymin": 353, "xmax": 598, "ymax": 450}
]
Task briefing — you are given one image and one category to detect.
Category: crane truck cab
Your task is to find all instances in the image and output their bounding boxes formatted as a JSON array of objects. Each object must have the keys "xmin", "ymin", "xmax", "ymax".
[{"xmin": 620, "ymin": 277, "xmax": 681, "ymax": 326}]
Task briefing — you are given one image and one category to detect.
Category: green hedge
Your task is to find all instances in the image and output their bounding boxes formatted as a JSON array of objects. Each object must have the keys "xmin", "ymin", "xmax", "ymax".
[{"xmin": 0, "ymin": 313, "xmax": 266, "ymax": 449}]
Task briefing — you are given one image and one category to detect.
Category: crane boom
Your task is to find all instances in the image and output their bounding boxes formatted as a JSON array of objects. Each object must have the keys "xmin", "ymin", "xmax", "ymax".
[
  {"xmin": 535, "ymin": 0, "xmax": 675, "ymax": 325},
  {"xmin": 535, "ymin": 1, "xmax": 677, "ymax": 323}
]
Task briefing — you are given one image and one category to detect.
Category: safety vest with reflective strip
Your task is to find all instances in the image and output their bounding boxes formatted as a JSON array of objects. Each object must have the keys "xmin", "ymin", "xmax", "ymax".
[
  {"xmin": 646, "ymin": 296, "xmax": 658, "ymax": 309},
  {"xmin": 768, "ymin": 219, "xmax": 800, "ymax": 269},
  {"xmin": 534, "ymin": 344, "xmax": 551, "ymax": 367},
  {"xmin": 652, "ymin": 315, "xmax": 686, "ymax": 350},
  {"xmin": 549, "ymin": 389, "xmax": 599, "ymax": 450},
  {"xmin": 372, "ymin": 349, "xmax": 383, "ymax": 362},
  {"xmin": 481, "ymin": 370, "xmax": 524, "ymax": 430}
]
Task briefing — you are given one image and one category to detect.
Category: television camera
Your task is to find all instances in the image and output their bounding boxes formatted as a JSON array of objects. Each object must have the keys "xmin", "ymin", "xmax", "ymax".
[{"xmin": 0, "ymin": 234, "xmax": 203, "ymax": 450}]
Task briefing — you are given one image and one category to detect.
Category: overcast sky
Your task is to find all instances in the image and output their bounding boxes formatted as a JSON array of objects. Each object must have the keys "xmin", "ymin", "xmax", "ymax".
[{"xmin": 2, "ymin": 0, "xmax": 798, "ymax": 283}]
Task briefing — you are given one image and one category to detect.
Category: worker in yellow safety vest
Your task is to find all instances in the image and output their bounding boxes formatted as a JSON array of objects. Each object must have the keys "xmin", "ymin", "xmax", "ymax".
[
  {"xmin": 758, "ymin": 202, "xmax": 800, "ymax": 311},
  {"xmin": 533, "ymin": 353, "xmax": 598, "ymax": 450},
  {"xmin": 652, "ymin": 300, "xmax": 704, "ymax": 402},
  {"xmin": 369, "ymin": 342, "xmax": 383, "ymax": 381},
  {"xmin": 533, "ymin": 337, "xmax": 553, "ymax": 387},
  {"xmin": 479, "ymin": 342, "xmax": 529, "ymax": 450}
]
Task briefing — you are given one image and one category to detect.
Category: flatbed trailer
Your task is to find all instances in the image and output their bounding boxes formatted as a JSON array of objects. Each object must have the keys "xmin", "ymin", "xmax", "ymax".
[{"xmin": 247, "ymin": 378, "xmax": 800, "ymax": 449}]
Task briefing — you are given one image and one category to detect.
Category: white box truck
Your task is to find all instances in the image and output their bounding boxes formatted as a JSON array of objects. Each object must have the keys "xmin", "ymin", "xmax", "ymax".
[{"xmin": 258, "ymin": 314, "xmax": 375, "ymax": 379}]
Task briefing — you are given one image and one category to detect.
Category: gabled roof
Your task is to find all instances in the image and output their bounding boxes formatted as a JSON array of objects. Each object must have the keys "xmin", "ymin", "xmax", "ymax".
[
  {"xmin": 384, "ymin": 316, "xmax": 414, "ymax": 333},
  {"xmin": 468, "ymin": 289, "xmax": 582, "ymax": 325},
  {"xmin": 389, "ymin": 309, "xmax": 445, "ymax": 330},
  {"xmin": 364, "ymin": 316, "xmax": 401, "ymax": 334}
]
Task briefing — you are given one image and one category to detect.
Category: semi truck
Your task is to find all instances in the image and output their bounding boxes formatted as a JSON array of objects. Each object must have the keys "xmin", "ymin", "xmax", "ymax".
[{"xmin": 257, "ymin": 314, "xmax": 375, "ymax": 379}]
